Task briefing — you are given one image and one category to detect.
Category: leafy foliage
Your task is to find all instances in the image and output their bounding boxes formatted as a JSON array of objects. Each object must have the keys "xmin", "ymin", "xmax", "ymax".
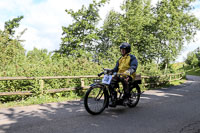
[
  {"xmin": 1, "ymin": 0, "xmax": 200, "ymax": 104},
  {"xmin": 4, "ymin": 16, "xmax": 24, "ymax": 36},
  {"xmin": 101, "ymin": 0, "xmax": 200, "ymax": 65},
  {"xmin": 59, "ymin": 0, "xmax": 109, "ymax": 56},
  {"xmin": 185, "ymin": 47, "xmax": 200, "ymax": 67}
]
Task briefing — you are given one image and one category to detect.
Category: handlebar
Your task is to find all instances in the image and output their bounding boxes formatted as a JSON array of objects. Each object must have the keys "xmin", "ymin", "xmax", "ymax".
[
  {"xmin": 98, "ymin": 68, "xmax": 134, "ymax": 77},
  {"xmin": 98, "ymin": 72, "xmax": 104, "ymax": 77},
  {"xmin": 97, "ymin": 72, "xmax": 130, "ymax": 77}
]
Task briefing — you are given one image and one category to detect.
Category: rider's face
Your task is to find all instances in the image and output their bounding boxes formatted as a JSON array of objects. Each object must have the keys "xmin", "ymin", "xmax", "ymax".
[{"xmin": 120, "ymin": 48, "xmax": 126, "ymax": 56}]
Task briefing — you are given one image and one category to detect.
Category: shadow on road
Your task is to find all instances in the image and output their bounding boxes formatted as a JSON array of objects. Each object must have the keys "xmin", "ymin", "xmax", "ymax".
[
  {"xmin": 140, "ymin": 80, "xmax": 197, "ymax": 102},
  {"xmin": 0, "ymin": 100, "xmax": 86, "ymax": 132},
  {"xmin": 0, "ymin": 76, "xmax": 200, "ymax": 133}
]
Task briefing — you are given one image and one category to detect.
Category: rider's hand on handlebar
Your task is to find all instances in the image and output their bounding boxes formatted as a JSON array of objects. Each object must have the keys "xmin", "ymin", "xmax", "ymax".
[
  {"xmin": 124, "ymin": 70, "xmax": 131, "ymax": 76},
  {"xmin": 122, "ymin": 70, "xmax": 132, "ymax": 82}
]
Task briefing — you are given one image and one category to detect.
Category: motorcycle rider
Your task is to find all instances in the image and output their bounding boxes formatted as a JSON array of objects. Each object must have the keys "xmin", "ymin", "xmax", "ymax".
[{"xmin": 109, "ymin": 42, "xmax": 138, "ymax": 107}]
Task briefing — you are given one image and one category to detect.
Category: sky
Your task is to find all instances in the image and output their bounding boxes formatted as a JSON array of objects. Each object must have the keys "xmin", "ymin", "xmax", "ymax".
[{"xmin": 0, "ymin": 0, "xmax": 200, "ymax": 62}]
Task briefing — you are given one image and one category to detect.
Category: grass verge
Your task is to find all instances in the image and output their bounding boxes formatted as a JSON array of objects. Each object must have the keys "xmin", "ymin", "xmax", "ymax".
[
  {"xmin": 143, "ymin": 79, "xmax": 186, "ymax": 91},
  {"xmin": 166, "ymin": 79, "xmax": 186, "ymax": 86},
  {"xmin": 0, "ymin": 93, "xmax": 84, "ymax": 109},
  {"xmin": 186, "ymin": 67, "xmax": 200, "ymax": 76}
]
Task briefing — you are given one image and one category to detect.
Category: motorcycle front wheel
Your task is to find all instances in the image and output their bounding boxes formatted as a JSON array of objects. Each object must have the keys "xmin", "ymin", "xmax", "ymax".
[{"xmin": 84, "ymin": 85, "xmax": 108, "ymax": 115}]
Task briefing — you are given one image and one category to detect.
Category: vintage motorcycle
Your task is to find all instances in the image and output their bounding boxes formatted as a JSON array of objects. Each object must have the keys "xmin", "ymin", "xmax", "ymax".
[{"xmin": 84, "ymin": 68, "xmax": 141, "ymax": 115}]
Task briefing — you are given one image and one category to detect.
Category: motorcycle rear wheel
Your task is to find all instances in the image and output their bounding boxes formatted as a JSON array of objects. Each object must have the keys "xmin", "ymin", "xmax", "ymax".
[{"xmin": 128, "ymin": 84, "xmax": 141, "ymax": 108}]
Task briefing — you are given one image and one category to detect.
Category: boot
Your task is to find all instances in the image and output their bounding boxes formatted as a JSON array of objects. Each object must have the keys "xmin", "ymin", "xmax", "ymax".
[
  {"xmin": 109, "ymin": 100, "xmax": 116, "ymax": 107},
  {"xmin": 123, "ymin": 93, "xmax": 130, "ymax": 106},
  {"xmin": 109, "ymin": 91, "xmax": 117, "ymax": 107}
]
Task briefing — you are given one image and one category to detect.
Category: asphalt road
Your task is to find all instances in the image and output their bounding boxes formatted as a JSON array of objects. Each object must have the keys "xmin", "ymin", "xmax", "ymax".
[{"xmin": 0, "ymin": 75, "xmax": 200, "ymax": 133}]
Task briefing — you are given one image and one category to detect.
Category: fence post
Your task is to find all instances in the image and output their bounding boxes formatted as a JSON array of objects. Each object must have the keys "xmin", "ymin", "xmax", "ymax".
[
  {"xmin": 142, "ymin": 76, "xmax": 146, "ymax": 89},
  {"xmin": 81, "ymin": 78, "xmax": 85, "ymax": 88},
  {"xmin": 39, "ymin": 79, "xmax": 44, "ymax": 94}
]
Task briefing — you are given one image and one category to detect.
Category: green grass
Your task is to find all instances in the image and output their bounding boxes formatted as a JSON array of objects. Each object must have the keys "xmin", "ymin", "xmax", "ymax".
[
  {"xmin": 171, "ymin": 62, "xmax": 185, "ymax": 70},
  {"xmin": 146, "ymin": 79, "xmax": 186, "ymax": 90},
  {"xmin": 0, "ymin": 93, "xmax": 83, "ymax": 109},
  {"xmin": 186, "ymin": 67, "xmax": 200, "ymax": 76},
  {"xmin": 168, "ymin": 79, "xmax": 186, "ymax": 86}
]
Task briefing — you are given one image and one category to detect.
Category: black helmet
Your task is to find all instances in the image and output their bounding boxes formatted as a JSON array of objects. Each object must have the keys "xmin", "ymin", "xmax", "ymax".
[{"xmin": 120, "ymin": 42, "xmax": 131, "ymax": 53}]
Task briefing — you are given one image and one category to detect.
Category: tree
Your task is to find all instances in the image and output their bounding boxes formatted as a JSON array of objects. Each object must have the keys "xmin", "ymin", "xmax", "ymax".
[
  {"xmin": 27, "ymin": 48, "xmax": 51, "ymax": 63},
  {"xmin": 196, "ymin": 47, "xmax": 200, "ymax": 66},
  {"xmin": 101, "ymin": 0, "xmax": 200, "ymax": 66},
  {"xmin": 0, "ymin": 16, "xmax": 25, "ymax": 73},
  {"xmin": 95, "ymin": 10, "xmax": 122, "ymax": 62},
  {"xmin": 186, "ymin": 47, "xmax": 200, "ymax": 67},
  {"xmin": 120, "ymin": 0, "xmax": 157, "ymax": 64},
  {"xmin": 59, "ymin": 0, "xmax": 200, "ymax": 69},
  {"xmin": 59, "ymin": 0, "xmax": 109, "ymax": 57},
  {"xmin": 153, "ymin": 0, "xmax": 200, "ymax": 70},
  {"xmin": 98, "ymin": 10, "xmax": 121, "ymax": 52},
  {"xmin": 100, "ymin": 0, "xmax": 157, "ymax": 64},
  {"xmin": 185, "ymin": 51, "xmax": 199, "ymax": 68},
  {"xmin": 4, "ymin": 16, "xmax": 24, "ymax": 36}
]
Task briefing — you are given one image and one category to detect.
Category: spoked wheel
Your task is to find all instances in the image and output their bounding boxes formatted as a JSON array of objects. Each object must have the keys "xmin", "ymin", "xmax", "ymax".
[
  {"xmin": 128, "ymin": 84, "xmax": 141, "ymax": 108},
  {"xmin": 84, "ymin": 85, "xmax": 108, "ymax": 115}
]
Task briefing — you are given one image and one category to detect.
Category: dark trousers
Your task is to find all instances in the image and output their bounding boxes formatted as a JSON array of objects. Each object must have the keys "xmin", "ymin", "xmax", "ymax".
[{"xmin": 109, "ymin": 75, "xmax": 131, "ymax": 98}]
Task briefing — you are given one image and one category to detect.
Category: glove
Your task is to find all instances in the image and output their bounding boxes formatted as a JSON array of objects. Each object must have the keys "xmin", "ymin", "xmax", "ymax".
[
  {"xmin": 124, "ymin": 70, "xmax": 131, "ymax": 76},
  {"xmin": 124, "ymin": 69, "xmax": 135, "ymax": 76},
  {"xmin": 122, "ymin": 70, "xmax": 131, "ymax": 79}
]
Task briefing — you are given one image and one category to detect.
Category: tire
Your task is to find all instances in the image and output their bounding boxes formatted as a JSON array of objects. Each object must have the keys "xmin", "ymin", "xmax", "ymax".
[
  {"xmin": 84, "ymin": 85, "xmax": 108, "ymax": 115},
  {"xmin": 128, "ymin": 84, "xmax": 141, "ymax": 108}
]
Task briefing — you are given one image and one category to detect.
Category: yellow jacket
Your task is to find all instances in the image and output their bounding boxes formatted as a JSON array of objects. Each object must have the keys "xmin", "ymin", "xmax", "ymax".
[{"xmin": 113, "ymin": 54, "xmax": 138, "ymax": 79}]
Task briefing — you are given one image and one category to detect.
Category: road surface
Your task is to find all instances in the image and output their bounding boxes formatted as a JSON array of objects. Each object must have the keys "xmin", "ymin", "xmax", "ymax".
[{"xmin": 0, "ymin": 75, "xmax": 200, "ymax": 133}]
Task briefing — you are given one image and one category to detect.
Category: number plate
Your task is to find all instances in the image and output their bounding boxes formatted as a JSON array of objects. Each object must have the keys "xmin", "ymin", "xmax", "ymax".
[{"xmin": 102, "ymin": 75, "xmax": 112, "ymax": 84}]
